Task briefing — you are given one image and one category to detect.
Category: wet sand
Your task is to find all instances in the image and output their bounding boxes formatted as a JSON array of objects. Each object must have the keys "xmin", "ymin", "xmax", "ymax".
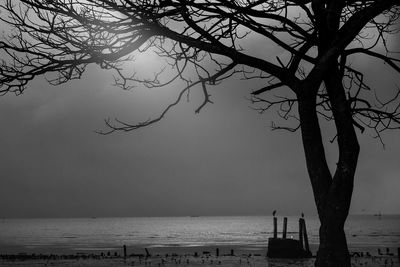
[{"xmin": 0, "ymin": 245, "xmax": 398, "ymax": 267}]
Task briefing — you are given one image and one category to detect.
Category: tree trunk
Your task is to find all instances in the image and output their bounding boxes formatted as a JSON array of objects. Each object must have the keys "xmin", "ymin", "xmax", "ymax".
[
  {"xmin": 312, "ymin": 64, "xmax": 359, "ymax": 267},
  {"xmin": 315, "ymin": 184, "xmax": 352, "ymax": 267},
  {"xmin": 298, "ymin": 69, "xmax": 359, "ymax": 267},
  {"xmin": 316, "ymin": 218, "xmax": 350, "ymax": 267}
]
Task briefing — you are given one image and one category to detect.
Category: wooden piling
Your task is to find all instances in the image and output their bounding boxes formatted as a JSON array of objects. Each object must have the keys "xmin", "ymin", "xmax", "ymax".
[
  {"xmin": 301, "ymin": 219, "xmax": 310, "ymax": 253},
  {"xmin": 123, "ymin": 245, "xmax": 127, "ymax": 259},
  {"xmin": 145, "ymin": 248, "xmax": 151, "ymax": 258},
  {"xmin": 216, "ymin": 248, "xmax": 219, "ymax": 257},
  {"xmin": 283, "ymin": 217, "xmax": 287, "ymax": 239},
  {"xmin": 299, "ymin": 218, "xmax": 303, "ymax": 249},
  {"xmin": 273, "ymin": 217, "xmax": 278, "ymax": 239},
  {"xmin": 398, "ymin": 247, "xmax": 400, "ymax": 260}
]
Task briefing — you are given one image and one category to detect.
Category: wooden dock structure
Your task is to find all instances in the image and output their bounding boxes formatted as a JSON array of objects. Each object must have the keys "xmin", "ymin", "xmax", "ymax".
[{"xmin": 267, "ymin": 216, "xmax": 312, "ymax": 258}]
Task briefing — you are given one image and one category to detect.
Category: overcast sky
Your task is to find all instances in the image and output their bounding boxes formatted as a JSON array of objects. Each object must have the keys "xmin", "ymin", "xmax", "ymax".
[{"xmin": 0, "ymin": 13, "xmax": 399, "ymax": 219}]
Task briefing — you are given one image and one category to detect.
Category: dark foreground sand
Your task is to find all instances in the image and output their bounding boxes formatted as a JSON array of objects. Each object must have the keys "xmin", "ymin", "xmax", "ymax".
[
  {"xmin": 0, "ymin": 246, "xmax": 398, "ymax": 267},
  {"xmin": 0, "ymin": 255, "xmax": 398, "ymax": 267}
]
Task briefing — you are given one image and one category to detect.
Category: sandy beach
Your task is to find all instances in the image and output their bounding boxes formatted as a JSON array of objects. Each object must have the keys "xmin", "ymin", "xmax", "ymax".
[{"xmin": 0, "ymin": 245, "xmax": 398, "ymax": 267}]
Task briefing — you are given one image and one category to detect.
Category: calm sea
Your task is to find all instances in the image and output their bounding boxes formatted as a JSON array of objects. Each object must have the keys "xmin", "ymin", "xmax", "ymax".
[{"xmin": 0, "ymin": 215, "xmax": 399, "ymax": 253}]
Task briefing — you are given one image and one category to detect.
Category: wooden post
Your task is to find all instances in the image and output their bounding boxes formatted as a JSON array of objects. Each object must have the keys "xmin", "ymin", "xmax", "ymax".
[
  {"xmin": 283, "ymin": 217, "xmax": 287, "ymax": 239},
  {"xmin": 230, "ymin": 249, "xmax": 234, "ymax": 256},
  {"xmin": 397, "ymin": 247, "xmax": 400, "ymax": 260},
  {"xmin": 302, "ymin": 219, "xmax": 310, "ymax": 253},
  {"xmin": 299, "ymin": 218, "xmax": 304, "ymax": 249},
  {"xmin": 123, "ymin": 245, "xmax": 127, "ymax": 260},
  {"xmin": 216, "ymin": 248, "xmax": 219, "ymax": 257},
  {"xmin": 145, "ymin": 248, "xmax": 151, "ymax": 258},
  {"xmin": 273, "ymin": 217, "xmax": 278, "ymax": 239}
]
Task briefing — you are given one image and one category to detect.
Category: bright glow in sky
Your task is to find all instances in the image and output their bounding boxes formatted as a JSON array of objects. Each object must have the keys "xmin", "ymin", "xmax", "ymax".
[{"xmin": 0, "ymin": 51, "xmax": 399, "ymax": 218}]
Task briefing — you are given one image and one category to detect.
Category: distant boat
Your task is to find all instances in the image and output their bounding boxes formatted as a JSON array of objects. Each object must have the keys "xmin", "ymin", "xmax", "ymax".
[{"xmin": 373, "ymin": 212, "xmax": 382, "ymax": 218}]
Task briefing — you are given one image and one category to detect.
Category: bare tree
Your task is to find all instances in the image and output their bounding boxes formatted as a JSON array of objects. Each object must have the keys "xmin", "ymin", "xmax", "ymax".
[{"xmin": 0, "ymin": 1, "xmax": 399, "ymax": 266}]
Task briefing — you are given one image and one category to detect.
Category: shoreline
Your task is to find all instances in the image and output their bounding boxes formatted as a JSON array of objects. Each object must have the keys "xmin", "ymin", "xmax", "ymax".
[{"xmin": 1, "ymin": 242, "xmax": 397, "ymax": 254}]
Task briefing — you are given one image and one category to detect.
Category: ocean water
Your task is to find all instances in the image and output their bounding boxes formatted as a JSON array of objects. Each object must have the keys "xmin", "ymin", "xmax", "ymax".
[{"xmin": 0, "ymin": 215, "xmax": 399, "ymax": 253}]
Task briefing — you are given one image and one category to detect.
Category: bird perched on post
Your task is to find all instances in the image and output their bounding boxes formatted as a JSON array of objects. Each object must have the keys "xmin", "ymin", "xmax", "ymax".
[
  {"xmin": 272, "ymin": 210, "xmax": 276, "ymax": 217},
  {"xmin": 301, "ymin": 212, "xmax": 304, "ymax": 218}
]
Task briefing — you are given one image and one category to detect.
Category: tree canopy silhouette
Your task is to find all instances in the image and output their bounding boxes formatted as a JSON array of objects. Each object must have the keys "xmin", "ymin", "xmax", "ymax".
[{"xmin": 0, "ymin": 1, "xmax": 399, "ymax": 266}]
